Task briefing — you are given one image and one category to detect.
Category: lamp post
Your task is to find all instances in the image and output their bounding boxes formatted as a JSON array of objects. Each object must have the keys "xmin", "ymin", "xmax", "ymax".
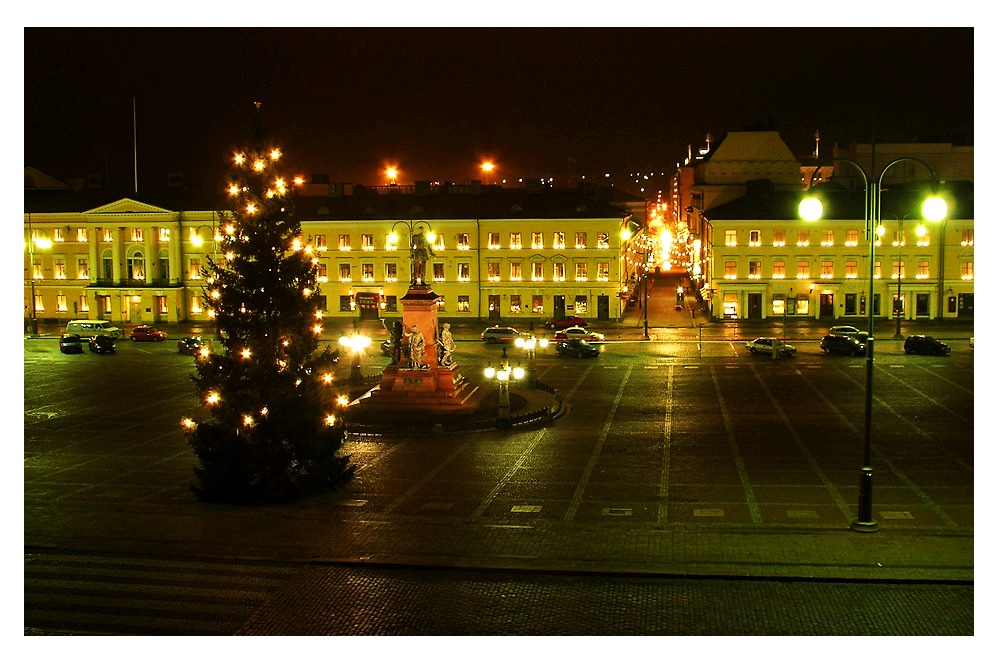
[
  {"xmin": 484, "ymin": 348, "xmax": 525, "ymax": 428},
  {"xmin": 621, "ymin": 219, "xmax": 650, "ymax": 339},
  {"xmin": 514, "ymin": 335, "xmax": 549, "ymax": 387},
  {"xmin": 339, "ymin": 334, "xmax": 372, "ymax": 385},
  {"xmin": 800, "ymin": 156, "xmax": 946, "ymax": 533},
  {"xmin": 389, "ymin": 219, "xmax": 435, "ymax": 286},
  {"xmin": 880, "ymin": 214, "xmax": 919, "ymax": 339}
]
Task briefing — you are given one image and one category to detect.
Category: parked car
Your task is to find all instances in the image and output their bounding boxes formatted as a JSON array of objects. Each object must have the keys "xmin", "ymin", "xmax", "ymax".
[
  {"xmin": 745, "ymin": 337, "xmax": 796, "ymax": 356},
  {"xmin": 59, "ymin": 334, "xmax": 84, "ymax": 354},
  {"xmin": 130, "ymin": 324, "xmax": 167, "ymax": 341},
  {"xmin": 904, "ymin": 335, "xmax": 951, "ymax": 355},
  {"xmin": 480, "ymin": 325, "xmax": 528, "ymax": 344},
  {"xmin": 820, "ymin": 334, "xmax": 866, "ymax": 356},
  {"xmin": 555, "ymin": 338, "xmax": 600, "ymax": 358},
  {"xmin": 544, "ymin": 316, "xmax": 588, "ymax": 329},
  {"xmin": 177, "ymin": 336, "xmax": 207, "ymax": 355},
  {"xmin": 88, "ymin": 334, "xmax": 117, "ymax": 354},
  {"xmin": 554, "ymin": 326, "xmax": 604, "ymax": 342},
  {"xmin": 829, "ymin": 325, "xmax": 869, "ymax": 339}
]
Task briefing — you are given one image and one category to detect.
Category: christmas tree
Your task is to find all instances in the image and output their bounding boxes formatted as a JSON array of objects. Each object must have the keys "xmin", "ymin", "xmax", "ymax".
[{"xmin": 183, "ymin": 106, "xmax": 354, "ymax": 504}]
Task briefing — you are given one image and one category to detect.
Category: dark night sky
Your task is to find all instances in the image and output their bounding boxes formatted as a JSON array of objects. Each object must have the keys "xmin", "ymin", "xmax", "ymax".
[{"xmin": 23, "ymin": 24, "xmax": 975, "ymax": 193}]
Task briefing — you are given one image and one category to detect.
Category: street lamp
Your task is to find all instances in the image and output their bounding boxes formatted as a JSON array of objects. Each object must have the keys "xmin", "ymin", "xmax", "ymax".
[
  {"xmin": 339, "ymin": 334, "xmax": 372, "ymax": 385},
  {"xmin": 800, "ymin": 156, "xmax": 946, "ymax": 533},
  {"xmin": 483, "ymin": 348, "xmax": 525, "ymax": 428},
  {"xmin": 620, "ymin": 221, "xmax": 650, "ymax": 339},
  {"xmin": 514, "ymin": 335, "xmax": 549, "ymax": 387},
  {"xmin": 879, "ymin": 214, "xmax": 921, "ymax": 339}
]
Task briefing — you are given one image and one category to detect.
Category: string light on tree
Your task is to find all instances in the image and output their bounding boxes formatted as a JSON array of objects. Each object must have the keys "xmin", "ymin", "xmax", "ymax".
[{"xmin": 183, "ymin": 103, "xmax": 354, "ymax": 505}]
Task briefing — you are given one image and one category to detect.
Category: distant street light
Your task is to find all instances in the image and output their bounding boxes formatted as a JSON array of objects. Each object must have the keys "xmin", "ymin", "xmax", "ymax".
[{"xmin": 484, "ymin": 348, "xmax": 525, "ymax": 428}]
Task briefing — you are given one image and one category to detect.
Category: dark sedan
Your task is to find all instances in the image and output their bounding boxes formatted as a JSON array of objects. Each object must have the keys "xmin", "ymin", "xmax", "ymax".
[
  {"xmin": 59, "ymin": 334, "xmax": 84, "ymax": 354},
  {"xmin": 555, "ymin": 338, "xmax": 599, "ymax": 358},
  {"xmin": 88, "ymin": 334, "xmax": 117, "ymax": 354},
  {"xmin": 820, "ymin": 334, "xmax": 865, "ymax": 356},
  {"xmin": 177, "ymin": 336, "xmax": 207, "ymax": 355},
  {"xmin": 904, "ymin": 335, "xmax": 951, "ymax": 355}
]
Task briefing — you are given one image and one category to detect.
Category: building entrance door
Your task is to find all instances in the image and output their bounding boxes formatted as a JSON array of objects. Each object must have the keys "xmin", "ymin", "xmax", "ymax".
[
  {"xmin": 488, "ymin": 295, "xmax": 501, "ymax": 320},
  {"xmin": 819, "ymin": 293, "xmax": 834, "ymax": 318},
  {"xmin": 597, "ymin": 295, "xmax": 609, "ymax": 320},
  {"xmin": 747, "ymin": 293, "xmax": 763, "ymax": 319},
  {"xmin": 356, "ymin": 292, "xmax": 380, "ymax": 321},
  {"xmin": 553, "ymin": 295, "xmax": 566, "ymax": 319}
]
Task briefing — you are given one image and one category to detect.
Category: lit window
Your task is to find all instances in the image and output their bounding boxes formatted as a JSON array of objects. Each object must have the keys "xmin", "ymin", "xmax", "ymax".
[
  {"xmin": 532, "ymin": 295, "xmax": 544, "ymax": 314},
  {"xmin": 575, "ymin": 262, "xmax": 587, "ymax": 281},
  {"xmin": 76, "ymin": 228, "xmax": 88, "ymax": 242},
  {"xmin": 597, "ymin": 232, "xmax": 609, "ymax": 249},
  {"xmin": 53, "ymin": 258, "xmax": 67, "ymax": 280},
  {"xmin": 748, "ymin": 230, "xmax": 761, "ymax": 247},
  {"xmin": 189, "ymin": 257, "xmax": 202, "ymax": 280},
  {"xmin": 597, "ymin": 262, "xmax": 610, "ymax": 281},
  {"xmin": 575, "ymin": 232, "xmax": 587, "ymax": 249},
  {"xmin": 821, "ymin": 229, "xmax": 834, "ymax": 247},
  {"xmin": 487, "ymin": 262, "xmax": 500, "ymax": 281},
  {"xmin": 80, "ymin": 295, "xmax": 89, "ymax": 313},
  {"xmin": 553, "ymin": 261, "xmax": 565, "ymax": 281},
  {"xmin": 338, "ymin": 234, "xmax": 351, "ymax": 251},
  {"xmin": 316, "ymin": 262, "xmax": 328, "ymax": 283},
  {"xmin": 772, "ymin": 229, "xmax": 785, "ymax": 247},
  {"xmin": 845, "ymin": 229, "xmax": 858, "ymax": 246},
  {"xmin": 553, "ymin": 232, "xmax": 565, "ymax": 249},
  {"xmin": 433, "ymin": 262, "xmax": 445, "ymax": 282},
  {"xmin": 457, "ymin": 295, "xmax": 471, "ymax": 312},
  {"xmin": 532, "ymin": 261, "xmax": 544, "ymax": 282},
  {"xmin": 748, "ymin": 260, "xmax": 761, "ymax": 279},
  {"xmin": 56, "ymin": 294, "xmax": 67, "ymax": 312},
  {"xmin": 315, "ymin": 234, "xmax": 327, "ymax": 251},
  {"xmin": 77, "ymin": 258, "xmax": 89, "ymax": 279},
  {"xmin": 820, "ymin": 260, "xmax": 833, "ymax": 279},
  {"xmin": 961, "ymin": 261, "xmax": 973, "ymax": 279},
  {"xmin": 845, "ymin": 260, "xmax": 858, "ymax": 279},
  {"xmin": 34, "ymin": 295, "xmax": 44, "ymax": 312},
  {"xmin": 510, "ymin": 232, "xmax": 522, "ymax": 249},
  {"xmin": 771, "ymin": 261, "xmax": 785, "ymax": 279},
  {"xmin": 797, "ymin": 230, "xmax": 809, "ymax": 247},
  {"xmin": 724, "ymin": 261, "xmax": 737, "ymax": 279},
  {"xmin": 961, "ymin": 230, "xmax": 974, "ymax": 247},
  {"xmin": 157, "ymin": 296, "xmax": 168, "ymax": 314},
  {"xmin": 53, "ymin": 228, "xmax": 65, "ymax": 242},
  {"xmin": 339, "ymin": 263, "xmax": 352, "ymax": 282},
  {"xmin": 874, "ymin": 261, "xmax": 882, "ymax": 279},
  {"xmin": 510, "ymin": 262, "xmax": 522, "ymax": 281},
  {"xmin": 361, "ymin": 234, "xmax": 374, "ymax": 251},
  {"xmin": 915, "ymin": 260, "xmax": 930, "ymax": 279},
  {"xmin": 725, "ymin": 230, "xmax": 737, "ymax": 247},
  {"xmin": 457, "ymin": 233, "xmax": 470, "ymax": 250},
  {"xmin": 532, "ymin": 232, "xmax": 544, "ymax": 249},
  {"xmin": 131, "ymin": 228, "xmax": 143, "ymax": 242},
  {"xmin": 385, "ymin": 262, "xmax": 397, "ymax": 282},
  {"xmin": 509, "ymin": 294, "xmax": 522, "ymax": 314},
  {"xmin": 103, "ymin": 228, "xmax": 113, "ymax": 242},
  {"xmin": 362, "ymin": 263, "xmax": 375, "ymax": 282},
  {"xmin": 892, "ymin": 231, "xmax": 905, "ymax": 247},
  {"xmin": 32, "ymin": 260, "xmax": 43, "ymax": 279},
  {"xmin": 488, "ymin": 232, "xmax": 501, "ymax": 249},
  {"xmin": 796, "ymin": 261, "xmax": 810, "ymax": 279},
  {"xmin": 159, "ymin": 227, "xmax": 171, "ymax": 242}
]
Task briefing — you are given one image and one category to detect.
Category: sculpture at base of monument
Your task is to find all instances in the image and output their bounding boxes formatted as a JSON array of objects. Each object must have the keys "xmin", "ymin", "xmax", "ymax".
[
  {"xmin": 438, "ymin": 323, "xmax": 456, "ymax": 367},
  {"xmin": 387, "ymin": 320, "xmax": 404, "ymax": 366},
  {"xmin": 404, "ymin": 324, "xmax": 427, "ymax": 370},
  {"xmin": 411, "ymin": 226, "xmax": 435, "ymax": 286}
]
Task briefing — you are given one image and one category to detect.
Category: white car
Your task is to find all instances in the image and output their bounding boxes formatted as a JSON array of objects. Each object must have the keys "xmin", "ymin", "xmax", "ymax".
[
  {"xmin": 829, "ymin": 325, "xmax": 869, "ymax": 339},
  {"xmin": 554, "ymin": 326, "xmax": 604, "ymax": 342}
]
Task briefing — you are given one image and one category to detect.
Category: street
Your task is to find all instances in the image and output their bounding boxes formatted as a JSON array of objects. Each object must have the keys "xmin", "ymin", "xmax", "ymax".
[{"xmin": 23, "ymin": 324, "xmax": 974, "ymax": 635}]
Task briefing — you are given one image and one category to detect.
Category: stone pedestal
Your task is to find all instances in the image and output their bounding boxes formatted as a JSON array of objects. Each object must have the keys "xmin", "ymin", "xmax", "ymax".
[{"xmin": 344, "ymin": 284, "xmax": 483, "ymax": 417}]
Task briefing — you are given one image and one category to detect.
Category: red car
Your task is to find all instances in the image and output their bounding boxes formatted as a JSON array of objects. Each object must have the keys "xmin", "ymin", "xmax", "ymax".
[
  {"xmin": 130, "ymin": 324, "xmax": 167, "ymax": 342},
  {"xmin": 544, "ymin": 316, "xmax": 588, "ymax": 329}
]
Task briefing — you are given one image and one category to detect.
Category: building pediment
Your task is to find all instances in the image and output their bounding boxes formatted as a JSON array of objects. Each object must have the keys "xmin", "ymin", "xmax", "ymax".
[{"xmin": 83, "ymin": 198, "xmax": 173, "ymax": 215}]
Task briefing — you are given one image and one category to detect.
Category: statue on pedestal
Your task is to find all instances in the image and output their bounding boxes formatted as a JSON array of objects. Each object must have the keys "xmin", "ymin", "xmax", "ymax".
[
  {"xmin": 404, "ymin": 324, "xmax": 427, "ymax": 370},
  {"xmin": 438, "ymin": 323, "xmax": 456, "ymax": 367},
  {"xmin": 411, "ymin": 226, "xmax": 434, "ymax": 286}
]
